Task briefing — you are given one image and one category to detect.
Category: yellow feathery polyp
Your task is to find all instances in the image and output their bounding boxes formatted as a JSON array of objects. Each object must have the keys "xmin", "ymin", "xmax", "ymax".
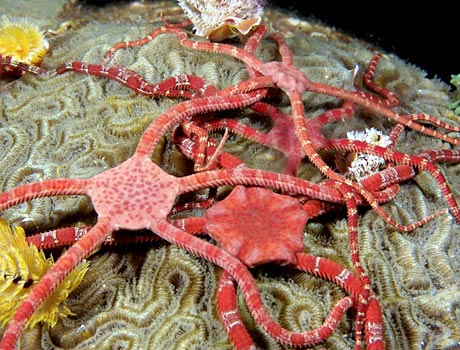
[
  {"xmin": 0, "ymin": 219, "xmax": 89, "ymax": 329},
  {"xmin": 0, "ymin": 15, "xmax": 49, "ymax": 66}
]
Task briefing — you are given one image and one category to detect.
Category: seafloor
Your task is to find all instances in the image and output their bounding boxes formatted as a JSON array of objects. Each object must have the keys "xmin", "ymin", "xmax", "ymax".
[{"xmin": 1, "ymin": 0, "xmax": 460, "ymax": 349}]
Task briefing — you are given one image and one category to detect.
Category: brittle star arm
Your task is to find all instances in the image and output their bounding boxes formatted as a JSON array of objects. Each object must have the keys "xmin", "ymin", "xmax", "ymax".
[
  {"xmin": 131, "ymin": 26, "xmax": 460, "ymax": 145},
  {"xmin": 217, "ymin": 253, "xmax": 385, "ymax": 350},
  {"xmin": 152, "ymin": 219, "xmax": 352, "ymax": 347},
  {"xmin": 0, "ymin": 217, "xmax": 114, "ymax": 349},
  {"xmin": 0, "ymin": 178, "xmax": 90, "ymax": 210},
  {"xmin": 324, "ymin": 139, "xmax": 460, "ymax": 222},
  {"xmin": 177, "ymin": 167, "xmax": 344, "ymax": 203},
  {"xmin": 0, "ymin": 178, "xmax": 111, "ymax": 350},
  {"xmin": 136, "ymin": 90, "xmax": 267, "ymax": 158}
]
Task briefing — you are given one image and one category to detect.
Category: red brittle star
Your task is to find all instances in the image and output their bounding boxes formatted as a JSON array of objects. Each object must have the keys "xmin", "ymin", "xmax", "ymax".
[{"xmin": 0, "ymin": 79, "xmax": 375, "ymax": 349}]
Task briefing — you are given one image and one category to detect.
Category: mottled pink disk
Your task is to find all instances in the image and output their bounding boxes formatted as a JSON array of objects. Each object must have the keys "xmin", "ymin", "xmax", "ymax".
[
  {"xmin": 204, "ymin": 186, "xmax": 308, "ymax": 267},
  {"xmin": 89, "ymin": 155, "xmax": 180, "ymax": 230},
  {"xmin": 260, "ymin": 61, "xmax": 310, "ymax": 94}
]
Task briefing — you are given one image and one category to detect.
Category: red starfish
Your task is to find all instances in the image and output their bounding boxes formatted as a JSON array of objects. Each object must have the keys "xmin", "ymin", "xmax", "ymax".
[
  {"xmin": 171, "ymin": 166, "xmax": 424, "ymax": 349},
  {"xmin": 204, "ymin": 186, "xmax": 307, "ymax": 267}
]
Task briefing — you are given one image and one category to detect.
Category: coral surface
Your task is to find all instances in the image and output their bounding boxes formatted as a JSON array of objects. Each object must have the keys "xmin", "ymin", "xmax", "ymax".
[
  {"xmin": 1, "ymin": 1, "xmax": 459, "ymax": 349},
  {"xmin": 449, "ymin": 74, "xmax": 460, "ymax": 116}
]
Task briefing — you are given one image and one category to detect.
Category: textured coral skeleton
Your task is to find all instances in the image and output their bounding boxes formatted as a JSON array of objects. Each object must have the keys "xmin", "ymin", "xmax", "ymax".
[{"xmin": 1, "ymin": 3, "xmax": 460, "ymax": 350}]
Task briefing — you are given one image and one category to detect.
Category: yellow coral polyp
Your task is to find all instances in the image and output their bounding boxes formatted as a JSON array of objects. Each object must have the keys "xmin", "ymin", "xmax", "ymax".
[
  {"xmin": 0, "ymin": 16, "xmax": 49, "ymax": 66},
  {"xmin": 0, "ymin": 219, "xmax": 89, "ymax": 329}
]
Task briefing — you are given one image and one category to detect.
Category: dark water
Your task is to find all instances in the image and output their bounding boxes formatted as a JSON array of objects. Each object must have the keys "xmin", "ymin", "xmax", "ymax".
[
  {"xmin": 82, "ymin": 0, "xmax": 456, "ymax": 84},
  {"xmin": 271, "ymin": 1, "xmax": 457, "ymax": 85}
]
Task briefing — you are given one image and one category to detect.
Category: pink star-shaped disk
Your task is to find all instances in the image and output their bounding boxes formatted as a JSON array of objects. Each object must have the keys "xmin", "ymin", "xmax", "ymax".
[{"xmin": 204, "ymin": 186, "xmax": 308, "ymax": 267}]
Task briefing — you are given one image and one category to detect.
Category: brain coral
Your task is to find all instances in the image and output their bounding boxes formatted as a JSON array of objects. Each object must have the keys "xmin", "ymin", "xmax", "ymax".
[{"xmin": 1, "ymin": 0, "xmax": 459, "ymax": 349}]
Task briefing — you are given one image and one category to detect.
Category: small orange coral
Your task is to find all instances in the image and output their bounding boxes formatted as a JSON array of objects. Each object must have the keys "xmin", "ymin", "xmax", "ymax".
[{"xmin": 0, "ymin": 16, "xmax": 49, "ymax": 75}]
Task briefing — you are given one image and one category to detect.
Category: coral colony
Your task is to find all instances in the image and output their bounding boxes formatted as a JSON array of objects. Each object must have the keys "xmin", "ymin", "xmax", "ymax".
[{"xmin": 1, "ymin": 1, "xmax": 460, "ymax": 349}]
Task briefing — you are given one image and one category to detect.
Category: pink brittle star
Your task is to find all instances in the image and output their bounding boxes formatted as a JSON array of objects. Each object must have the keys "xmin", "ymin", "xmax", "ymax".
[
  {"xmin": 22, "ymin": 175, "xmax": 401, "ymax": 350},
  {"xmin": 103, "ymin": 23, "xmax": 460, "ymax": 230},
  {"xmin": 1, "ymin": 60, "xmax": 422, "ymax": 347},
  {"xmin": 17, "ymin": 154, "xmax": 444, "ymax": 350},
  {"xmin": 0, "ymin": 77, "xmax": 363, "ymax": 349}
]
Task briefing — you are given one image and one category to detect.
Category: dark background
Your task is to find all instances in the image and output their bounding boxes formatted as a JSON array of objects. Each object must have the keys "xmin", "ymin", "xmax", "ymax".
[
  {"xmin": 84, "ymin": 1, "xmax": 457, "ymax": 86},
  {"xmin": 270, "ymin": 1, "xmax": 457, "ymax": 86}
]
